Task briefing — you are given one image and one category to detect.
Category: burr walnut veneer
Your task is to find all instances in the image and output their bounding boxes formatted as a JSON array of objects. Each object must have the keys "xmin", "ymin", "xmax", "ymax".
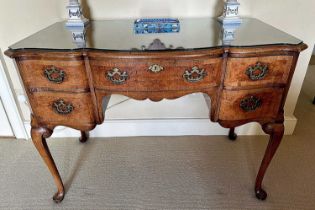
[{"xmin": 5, "ymin": 18, "xmax": 307, "ymax": 203}]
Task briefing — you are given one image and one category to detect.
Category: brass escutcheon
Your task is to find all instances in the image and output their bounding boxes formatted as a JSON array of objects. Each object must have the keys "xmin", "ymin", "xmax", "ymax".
[
  {"xmin": 148, "ymin": 64, "xmax": 164, "ymax": 73},
  {"xmin": 106, "ymin": 68, "xmax": 129, "ymax": 85},
  {"xmin": 183, "ymin": 66, "xmax": 207, "ymax": 83}
]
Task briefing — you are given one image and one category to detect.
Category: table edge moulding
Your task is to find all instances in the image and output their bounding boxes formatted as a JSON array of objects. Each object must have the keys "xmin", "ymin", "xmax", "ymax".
[{"xmin": 4, "ymin": 17, "xmax": 307, "ymax": 203}]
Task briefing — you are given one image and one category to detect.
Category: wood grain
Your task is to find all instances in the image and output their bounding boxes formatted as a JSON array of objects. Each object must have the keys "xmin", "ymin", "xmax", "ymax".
[
  {"xmin": 31, "ymin": 115, "xmax": 65, "ymax": 203},
  {"xmin": 28, "ymin": 92, "xmax": 95, "ymax": 126},
  {"xmin": 224, "ymin": 56, "xmax": 293, "ymax": 88},
  {"xmin": 17, "ymin": 59, "xmax": 89, "ymax": 92},
  {"xmin": 255, "ymin": 122, "xmax": 285, "ymax": 200},
  {"xmin": 90, "ymin": 56, "xmax": 222, "ymax": 92},
  {"xmin": 219, "ymin": 88, "xmax": 284, "ymax": 121},
  {"xmin": 4, "ymin": 42, "xmax": 307, "ymax": 202}
]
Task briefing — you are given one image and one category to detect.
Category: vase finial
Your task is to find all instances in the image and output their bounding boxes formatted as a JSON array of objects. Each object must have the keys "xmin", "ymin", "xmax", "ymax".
[
  {"xmin": 218, "ymin": 0, "xmax": 242, "ymax": 25},
  {"xmin": 66, "ymin": 0, "xmax": 89, "ymax": 27}
]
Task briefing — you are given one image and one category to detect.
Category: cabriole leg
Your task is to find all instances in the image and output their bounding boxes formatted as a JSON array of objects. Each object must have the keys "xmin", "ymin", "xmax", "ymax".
[
  {"xmin": 79, "ymin": 131, "xmax": 89, "ymax": 143},
  {"xmin": 228, "ymin": 128, "xmax": 238, "ymax": 141},
  {"xmin": 255, "ymin": 123, "xmax": 284, "ymax": 200},
  {"xmin": 31, "ymin": 123, "xmax": 65, "ymax": 203}
]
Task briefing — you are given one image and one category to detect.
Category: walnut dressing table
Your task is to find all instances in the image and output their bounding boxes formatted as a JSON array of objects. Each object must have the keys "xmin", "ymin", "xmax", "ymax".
[{"xmin": 5, "ymin": 18, "xmax": 307, "ymax": 203}]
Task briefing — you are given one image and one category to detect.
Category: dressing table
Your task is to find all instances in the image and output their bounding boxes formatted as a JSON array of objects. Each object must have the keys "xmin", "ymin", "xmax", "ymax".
[{"xmin": 5, "ymin": 17, "xmax": 307, "ymax": 203}]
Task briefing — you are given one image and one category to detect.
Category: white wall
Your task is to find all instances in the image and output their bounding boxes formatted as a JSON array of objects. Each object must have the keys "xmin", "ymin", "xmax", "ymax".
[
  {"xmin": 0, "ymin": 51, "xmax": 28, "ymax": 139},
  {"xmin": 248, "ymin": 0, "xmax": 315, "ymax": 115},
  {"xmin": 59, "ymin": 0, "xmax": 251, "ymax": 19},
  {"xmin": 0, "ymin": 0, "xmax": 313, "ymax": 137},
  {"xmin": 0, "ymin": 0, "xmax": 62, "ymax": 121}
]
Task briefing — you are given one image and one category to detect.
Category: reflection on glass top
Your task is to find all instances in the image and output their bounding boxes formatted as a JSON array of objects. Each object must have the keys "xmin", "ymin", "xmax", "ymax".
[{"xmin": 9, "ymin": 18, "xmax": 303, "ymax": 51}]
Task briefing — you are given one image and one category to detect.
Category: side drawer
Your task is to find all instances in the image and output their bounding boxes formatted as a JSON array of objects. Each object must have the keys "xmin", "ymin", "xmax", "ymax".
[
  {"xmin": 17, "ymin": 59, "xmax": 89, "ymax": 91},
  {"xmin": 224, "ymin": 56, "xmax": 293, "ymax": 88},
  {"xmin": 28, "ymin": 92, "xmax": 95, "ymax": 125},
  {"xmin": 90, "ymin": 57, "xmax": 222, "ymax": 91},
  {"xmin": 219, "ymin": 88, "xmax": 284, "ymax": 121}
]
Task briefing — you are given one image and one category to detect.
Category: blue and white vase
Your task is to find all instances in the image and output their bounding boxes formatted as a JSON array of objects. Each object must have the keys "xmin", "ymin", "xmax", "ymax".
[
  {"xmin": 66, "ymin": 0, "xmax": 89, "ymax": 27},
  {"xmin": 218, "ymin": 0, "xmax": 242, "ymax": 25},
  {"xmin": 221, "ymin": 23, "xmax": 241, "ymax": 45},
  {"xmin": 67, "ymin": 26, "xmax": 86, "ymax": 48}
]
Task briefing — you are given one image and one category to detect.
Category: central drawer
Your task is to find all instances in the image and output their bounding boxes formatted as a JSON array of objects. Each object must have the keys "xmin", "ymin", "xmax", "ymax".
[{"xmin": 90, "ymin": 57, "xmax": 222, "ymax": 92}]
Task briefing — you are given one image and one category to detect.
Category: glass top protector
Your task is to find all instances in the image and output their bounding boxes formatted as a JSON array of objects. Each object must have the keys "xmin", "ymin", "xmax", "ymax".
[{"xmin": 9, "ymin": 18, "xmax": 303, "ymax": 51}]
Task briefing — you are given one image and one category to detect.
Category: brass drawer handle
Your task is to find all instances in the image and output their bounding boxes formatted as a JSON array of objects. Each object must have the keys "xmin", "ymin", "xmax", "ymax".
[
  {"xmin": 240, "ymin": 96, "xmax": 262, "ymax": 112},
  {"xmin": 106, "ymin": 68, "xmax": 129, "ymax": 85},
  {"xmin": 52, "ymin": 99, "xmax": 74, "ymax": 115},
  {"xmin": 183, "ymin": 66, "xmax": 207, "ymax": 83},
  {"xmin": 246, "ymin": 62, "xmax": 268, "ymax": 81},
  {"xmin": 149, "ymin": 64, "xmax": 164, "ymax": 73},
  {"xmin": 44, "ymin": 66, "xmax": 66, "ymax": 84}
]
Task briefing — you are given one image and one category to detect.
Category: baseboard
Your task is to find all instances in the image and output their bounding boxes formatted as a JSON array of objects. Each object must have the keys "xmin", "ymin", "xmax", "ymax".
[
  {"xmin": 0, "ymin": 52, "xmax": 29, "ymax": 139},
  {"xmin": 23, "ymin": 115, "xmax": 297, "ymax": 139}
]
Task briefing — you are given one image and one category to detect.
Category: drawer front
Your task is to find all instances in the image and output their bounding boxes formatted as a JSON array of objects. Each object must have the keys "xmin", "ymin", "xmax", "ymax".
[
  {"xmin": 90, "ymin": 57, "xmax": 222, "ymax": 91},
  {"xmin": 18, "ymin": 60, "xmax": 89, "ymax": 91},
  {"xmin": 224, "ymin": 56, "xmax": 293, "ymax": 87},
  {"xmin": 219, "ymin": 88, "xmax": 284, "ymax": 121},
  {"xmin": 28, "ymin": 92, "xmax": 95, "ymax": 125}
]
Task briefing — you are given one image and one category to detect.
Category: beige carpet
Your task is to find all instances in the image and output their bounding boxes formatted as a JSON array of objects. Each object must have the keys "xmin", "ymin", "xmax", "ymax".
[
  {"xmin": 1, "ymin": 67, "xmax": 315, "ymax": 210},
  {"xmin": 309, "ymin": 55, "xmax": 315, "ymax": 65}
]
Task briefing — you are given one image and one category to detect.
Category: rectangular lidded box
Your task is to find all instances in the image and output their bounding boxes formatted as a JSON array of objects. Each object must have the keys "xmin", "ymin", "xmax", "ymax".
[{"xmin": 134, "ymin": 18, "xmax": 180, "ymax": 34}]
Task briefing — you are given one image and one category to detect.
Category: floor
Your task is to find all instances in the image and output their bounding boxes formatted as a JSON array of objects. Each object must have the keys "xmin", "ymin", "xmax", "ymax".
[{"xmin": 0, "ymin": 67, "xmax": 315, "ymax": 210}]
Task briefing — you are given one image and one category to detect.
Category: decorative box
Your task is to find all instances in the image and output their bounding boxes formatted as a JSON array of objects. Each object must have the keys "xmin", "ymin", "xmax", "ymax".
[{"xmin": 134, "ymin": 18, "xmax": 180, "ymax": 34}]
